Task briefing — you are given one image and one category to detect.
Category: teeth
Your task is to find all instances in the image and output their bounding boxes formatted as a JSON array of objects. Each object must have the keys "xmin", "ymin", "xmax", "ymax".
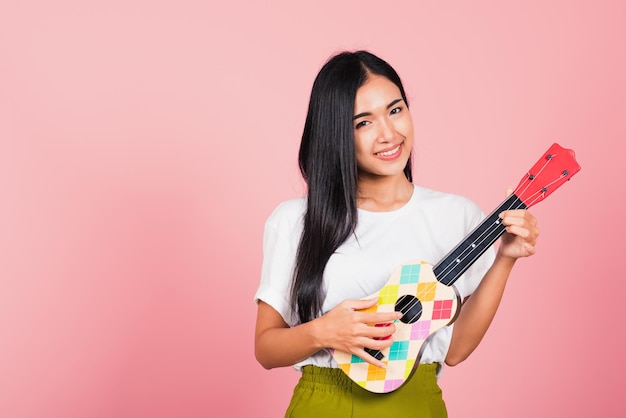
[{"xmin": 376, "ymin": 145, "xmax": 400, "ymax": 156}]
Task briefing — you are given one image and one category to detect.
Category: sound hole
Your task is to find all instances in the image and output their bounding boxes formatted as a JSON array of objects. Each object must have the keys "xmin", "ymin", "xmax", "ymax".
[{"xmin": 395, "ymin": 295, "xmax": 423, "ymax": 324}]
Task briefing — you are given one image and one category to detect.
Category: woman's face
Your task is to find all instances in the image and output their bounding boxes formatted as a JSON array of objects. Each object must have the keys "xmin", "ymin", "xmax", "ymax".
[{"xmin": 352, "ymin": 74, "xmax": 414, "ymax": 180}]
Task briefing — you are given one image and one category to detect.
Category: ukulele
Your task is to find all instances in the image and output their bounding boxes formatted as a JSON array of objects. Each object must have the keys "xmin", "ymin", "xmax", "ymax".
[{"xmin": 331, "ymin": 143, "xmax": 581, "ymax": 393}]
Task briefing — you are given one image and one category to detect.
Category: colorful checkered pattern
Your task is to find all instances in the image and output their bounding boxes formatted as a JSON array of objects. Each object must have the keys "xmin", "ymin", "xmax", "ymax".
[{"xmin": 332, "ymin": 261, "xmax": 459, "ymax": 393}]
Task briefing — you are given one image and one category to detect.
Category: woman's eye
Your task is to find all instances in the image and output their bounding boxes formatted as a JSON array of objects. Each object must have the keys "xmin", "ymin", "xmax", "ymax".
[
  {"xmin": 390, "ymin": 107, "xmax": 402, "ymax": 115},
  {"xmin": 355, "ymin": 120, "xmax": 369, "ymax": 129}
]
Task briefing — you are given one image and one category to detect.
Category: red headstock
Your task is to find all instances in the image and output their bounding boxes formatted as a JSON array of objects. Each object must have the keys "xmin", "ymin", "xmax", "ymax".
[{"xmin": 515, "ymin": 143, "xmax": 581, "ymax": 208}]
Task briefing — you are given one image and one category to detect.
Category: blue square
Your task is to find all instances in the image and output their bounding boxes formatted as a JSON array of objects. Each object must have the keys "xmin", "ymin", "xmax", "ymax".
[
  {"xmin": 351, "ymin": 354, "xmax": 365, "ymax": 363},
  {"xmin": 388, "ymin": 340, "xmax": 410, "ymax": 361},
  {"xmin": 399, "ymin": 264, "xmax": 421, "ymax": 284}
]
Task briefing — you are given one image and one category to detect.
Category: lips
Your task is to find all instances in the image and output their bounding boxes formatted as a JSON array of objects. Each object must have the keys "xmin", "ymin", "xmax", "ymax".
[{"xmin": 374, "ymin": 143, "xmax": 402, "ymax": 159}]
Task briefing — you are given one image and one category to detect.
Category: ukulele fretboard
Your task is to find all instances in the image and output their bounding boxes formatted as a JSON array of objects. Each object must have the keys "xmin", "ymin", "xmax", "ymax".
[{"xmin": 433, "ymin": 193, "xmax": 527, "ymax": 286}]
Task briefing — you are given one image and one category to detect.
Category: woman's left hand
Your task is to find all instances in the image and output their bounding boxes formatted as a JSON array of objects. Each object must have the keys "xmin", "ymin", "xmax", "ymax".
[{"xmin": 497, "ymin": 209, "xmax": 540, "ymax": 260}]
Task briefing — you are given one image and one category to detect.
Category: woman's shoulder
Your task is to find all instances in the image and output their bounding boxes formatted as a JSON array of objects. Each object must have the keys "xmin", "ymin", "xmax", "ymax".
[
  {"xmin": 411, "ymin": 184, "xmax": 485, "ymax": 221},
  {"xmin": 265, "ymin": 196, "xmax": 307, "ymax": 230},
  {"xmin": 413, "ymin": 184, "xmax": 479, "ymax": 207}
]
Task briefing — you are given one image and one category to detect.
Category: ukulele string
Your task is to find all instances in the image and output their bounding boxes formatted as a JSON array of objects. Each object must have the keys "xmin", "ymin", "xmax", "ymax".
[
  {"xmin": 432, "ymin": 198, "xmax": 525, "ymax": 288},
  {"xmin": 512, "ymin": 151, "xmax": 556, "ymax": 205},
  {"xmin": 434, "ymin": 153, "xmax": 557, "ymax": 286},
  {"xmin": 522, "ymin": 172, "xmax": 569, "ymax": 207}
]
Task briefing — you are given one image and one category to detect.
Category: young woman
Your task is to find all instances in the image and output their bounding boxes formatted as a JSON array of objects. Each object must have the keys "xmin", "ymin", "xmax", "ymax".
[{"xmin": 254, "ymin": 50, "xmax": 539, "ymax": 417}]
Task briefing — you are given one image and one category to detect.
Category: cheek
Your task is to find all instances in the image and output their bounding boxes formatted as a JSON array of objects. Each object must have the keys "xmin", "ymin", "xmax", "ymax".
[
  {"xmin": 399, "ymin": 117, "xmax": 414, "ymax": 137},
  {"xmin": 397, "ymin": 119, "xmax": 414, "ymax": 154},
  {"xmin": 353, "ymin": 138, "xmax": 373, "ymax": 169},
  {"xmin": 353, "ymin": 132, "xmax": 371, "ymax": 155},
  {"xmin": 354, "ymin": 144, "xmax": 368, "ymax": 166}
]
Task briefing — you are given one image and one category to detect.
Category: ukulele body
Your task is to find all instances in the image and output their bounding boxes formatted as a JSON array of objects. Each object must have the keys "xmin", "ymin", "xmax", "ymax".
[{"xmin": 332, "ymin": 260, "xmax": 460, "ymax": 393}]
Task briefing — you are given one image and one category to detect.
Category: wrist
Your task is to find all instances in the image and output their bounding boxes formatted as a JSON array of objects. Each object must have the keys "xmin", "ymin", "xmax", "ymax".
[
  {"xmin": 307, "ymin": 316, "xmax": 327, "ymax": 350},
  {"xmin": 493, "ymin": 251, "xmax": 517, "ymax": 270}
]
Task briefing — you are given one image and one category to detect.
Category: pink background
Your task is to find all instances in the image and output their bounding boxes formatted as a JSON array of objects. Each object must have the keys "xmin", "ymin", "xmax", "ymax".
[{"xmin": 1, "ymin": 1, "xmax": 623, "ymax": 417}]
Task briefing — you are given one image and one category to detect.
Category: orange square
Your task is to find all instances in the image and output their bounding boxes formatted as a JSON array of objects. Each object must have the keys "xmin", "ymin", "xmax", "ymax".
[
  {"xmin": 417, "ymin": 282, "xmax": 437, "ymax": 301},
  {"xmin": 366, "ymin": 363, "xmax": 388, "ymax": 381}
]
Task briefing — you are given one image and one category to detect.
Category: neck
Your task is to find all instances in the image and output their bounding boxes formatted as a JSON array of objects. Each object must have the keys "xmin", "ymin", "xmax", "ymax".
[{"xmin": 356, "ymin": 174, "xmax": 413, "ymax": 212}]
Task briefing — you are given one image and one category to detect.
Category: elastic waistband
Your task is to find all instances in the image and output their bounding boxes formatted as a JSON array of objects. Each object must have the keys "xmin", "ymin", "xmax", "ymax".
[{"xmin": 298, "ymin": 363, "xmax": 439, "ymax": 393}]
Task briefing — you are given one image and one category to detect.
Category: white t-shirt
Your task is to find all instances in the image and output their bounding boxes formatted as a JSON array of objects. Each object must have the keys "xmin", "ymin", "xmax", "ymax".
[{"xmin": 255, "ymin": 184, "xmax": 496, "ymax": 371}]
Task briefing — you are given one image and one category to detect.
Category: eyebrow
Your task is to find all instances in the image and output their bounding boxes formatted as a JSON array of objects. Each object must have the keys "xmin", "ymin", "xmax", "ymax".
[{"xmin": 353, "ymin": 98, "xmax": 404, "ymax": 120}]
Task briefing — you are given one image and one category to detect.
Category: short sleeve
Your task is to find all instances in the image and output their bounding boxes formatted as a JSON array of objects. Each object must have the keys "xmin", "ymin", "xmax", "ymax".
[{"xmin": 254, "ymin": 200, "xmax": 305, "ymax": 327}]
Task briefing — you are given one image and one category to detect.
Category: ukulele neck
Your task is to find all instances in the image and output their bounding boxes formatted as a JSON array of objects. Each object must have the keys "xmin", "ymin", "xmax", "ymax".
[{"xmin": 433, "ymin": 193, "xmax": 527, "ymax": 287}]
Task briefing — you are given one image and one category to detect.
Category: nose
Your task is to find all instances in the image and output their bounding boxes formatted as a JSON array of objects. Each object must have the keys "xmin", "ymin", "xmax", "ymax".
[{"xmin": 378, "ymin": 116, "xmax": 395, "ymax": 142}]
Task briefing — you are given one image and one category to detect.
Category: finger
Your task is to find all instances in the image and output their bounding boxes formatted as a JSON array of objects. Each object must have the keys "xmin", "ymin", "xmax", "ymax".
[
  {"xmin": 360, "ymin": 351, "xmax": 387, "ymax": 369},
  {"xmin": 500, "ymin": 211, "xmax": 539, "ymax": 232},
  {"xmin": 503, "ymin": 223, "xmax": 534, "ymax": 240},
  {"xmin": 360, "ymin": 310, "xmax": 403, "ymax": 324},
  {"xmin": 505, "ymin": 187, "xmax": 514, "ymax": 197},
  {"xmin": 499, "ymin": 214, "xmax": 528, "ymax": 229},
  {"xmin": 369, "ymin": 322, "xmax": 397, "ymax": 340},
  {"xmin": 499, "ymin": 209, "xmax": 532, "ymax": 220},
  {"xmin": 357, "ymin": 339, "xmax": 395, "ymax": 368},
  {"xmin": 502, "ymin": 213, "xmax": 536, "ymax": 233},
  {"xmin": 351, "ymin": 323, "xmax": 397, "ymax": 343},
  {"xmin": 348, "ymin": 298, "xmax": 379, "ymax": 311}
]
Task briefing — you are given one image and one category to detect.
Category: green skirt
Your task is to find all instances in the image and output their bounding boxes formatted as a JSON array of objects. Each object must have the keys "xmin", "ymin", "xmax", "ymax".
[{"xmin": 285, "ymin": 363, "xmax": 447, "ymax": 418}]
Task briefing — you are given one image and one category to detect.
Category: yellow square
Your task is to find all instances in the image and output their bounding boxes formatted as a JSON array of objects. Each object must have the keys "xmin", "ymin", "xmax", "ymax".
[
  {"xmin": 379, "ymin": 284, "xmax": 399, "ymax": 305},
  {"xmin": 417, "ymin": 282, "xmax": 437, "ymax": 301},
  {"xmin": 404, "ymin": 359, "xmax": 416, "ymax": 378}
]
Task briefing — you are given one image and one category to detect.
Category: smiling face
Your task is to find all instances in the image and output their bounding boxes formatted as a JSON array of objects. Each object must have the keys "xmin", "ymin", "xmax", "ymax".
[{"xmin": 353, "ymin": 74, "xmax": 414, "ymax": 182}]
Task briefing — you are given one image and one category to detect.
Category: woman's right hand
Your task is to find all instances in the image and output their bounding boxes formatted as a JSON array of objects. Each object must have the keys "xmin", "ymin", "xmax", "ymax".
[{"xmin": 314, "ymin": 298, "xmax": 402, "ymax": 368}]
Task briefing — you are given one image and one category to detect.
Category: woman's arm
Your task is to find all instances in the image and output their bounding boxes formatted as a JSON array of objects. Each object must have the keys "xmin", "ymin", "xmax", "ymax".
[
  {"xmin": 255, "ymin": 299, "xmax": 402, "ymax": 369},
  {"xmin": 445, "ymin": 208, "xmax": 539, "ymax": 366}
]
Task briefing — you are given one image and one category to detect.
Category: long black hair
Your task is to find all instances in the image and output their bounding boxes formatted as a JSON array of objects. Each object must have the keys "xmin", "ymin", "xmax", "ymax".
[{"xmin": 292, "ymin": 50, "xmax": 413, "ymax": 323}]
